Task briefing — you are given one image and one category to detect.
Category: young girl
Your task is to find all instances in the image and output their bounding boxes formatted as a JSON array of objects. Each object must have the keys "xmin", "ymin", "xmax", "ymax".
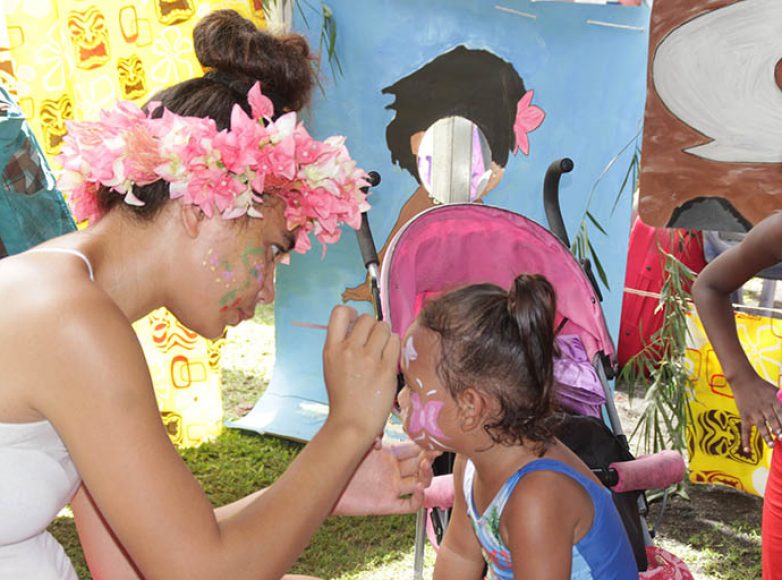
[{"xmin": 398, "ymin": 274, "xmax": 638, "ymax": 579}]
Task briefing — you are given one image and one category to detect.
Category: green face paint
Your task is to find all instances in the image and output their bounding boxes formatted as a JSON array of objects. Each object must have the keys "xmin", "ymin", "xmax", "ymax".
[{"xmin": 208, "ymin": 243, "xmax": 267, "ymax": 312}]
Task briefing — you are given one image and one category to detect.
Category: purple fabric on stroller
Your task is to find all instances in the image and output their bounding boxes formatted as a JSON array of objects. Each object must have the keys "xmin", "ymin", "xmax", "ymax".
[{"xmin": 554, "ymin": 334, "xmax": 606, "ymax": 418}]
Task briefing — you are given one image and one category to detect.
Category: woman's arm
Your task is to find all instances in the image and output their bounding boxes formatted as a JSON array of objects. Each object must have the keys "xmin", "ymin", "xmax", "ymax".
[
  {"xmin": 71, "ymin": 485, "xmax": 142, "ymax": 579},
  {"xmin": 692, "ymin": 212, "xmax": 782, "ymax": 449},
  {"xmin": 73, "ymin": 442, "xmax": 433, "ymax": 578},
  {"xmin": 433, "ymin": 456, "xmax": 486, "ymax": 580},
  {"xmin": 29, "ymin": 296, "xmax": 398, "ymax": 579},
  {"xmin": 214, "ymin": 440, "xmax": 435, "ymax": 521}
]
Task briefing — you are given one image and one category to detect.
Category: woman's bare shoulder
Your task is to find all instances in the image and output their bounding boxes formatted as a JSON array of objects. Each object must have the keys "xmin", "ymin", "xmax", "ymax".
[
  {"xmin": 0, "ymin": 252, "xmax": 117, "ymax": 323},
  {"xmin": 0, "ymin": 253, "xmax": 147, "ymax": 419}
]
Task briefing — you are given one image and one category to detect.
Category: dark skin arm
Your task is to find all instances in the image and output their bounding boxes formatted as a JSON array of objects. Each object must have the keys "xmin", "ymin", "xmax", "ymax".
[
  {"xmin": 692, "ymin": 212, "xmax": 782, "ymax": 451},
  {"xmin": 432, "ymin": 456, "xmax": 487, "ymax": 580},
  {"xmin": 503, "ymin": 471, "xmax": 588, "ymax": 579}
]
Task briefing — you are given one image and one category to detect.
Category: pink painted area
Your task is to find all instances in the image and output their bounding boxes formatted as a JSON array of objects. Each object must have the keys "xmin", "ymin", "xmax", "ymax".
[
  {"xmin": 513, "ymin": 90, "xmax": 545, "ymax": 156},
  {"xmin": 408, "ymin": 392, "xmax": 447, "ymax": 440}
]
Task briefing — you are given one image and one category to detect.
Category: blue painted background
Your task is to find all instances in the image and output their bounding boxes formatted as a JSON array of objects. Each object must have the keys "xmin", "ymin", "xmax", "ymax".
[{"xmin": 230, "ymin": 0, "xmax": 651, "ymax": 441}]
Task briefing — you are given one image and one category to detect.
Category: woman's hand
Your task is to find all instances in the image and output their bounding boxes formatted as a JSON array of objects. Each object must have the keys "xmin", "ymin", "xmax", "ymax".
[
  {"xmin": 322, "ymin": 306, "xmax": 401, "ymax": 442},
  {"xmin": 332, "ymin": 440, "xmax": 438, "ymax": 515},
  {"xmin": 731, "ymin": 373, "xmax": 782, "ymax": 452}
]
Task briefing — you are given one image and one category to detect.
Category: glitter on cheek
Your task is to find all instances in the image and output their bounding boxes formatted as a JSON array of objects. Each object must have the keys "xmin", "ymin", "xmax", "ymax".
[
  {"xmin": 250, "ymin": 260, "xmax": 265, "ymax": 285},
  {"xmin": 240, "ymin": 245, "xmax": 267, "ymax": 291}
]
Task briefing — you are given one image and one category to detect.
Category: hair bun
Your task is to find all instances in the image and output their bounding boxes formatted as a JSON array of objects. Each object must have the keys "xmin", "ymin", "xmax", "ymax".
[{"xmin": 193, "ymin": 9, "xmax": 315, "ymax": 112}]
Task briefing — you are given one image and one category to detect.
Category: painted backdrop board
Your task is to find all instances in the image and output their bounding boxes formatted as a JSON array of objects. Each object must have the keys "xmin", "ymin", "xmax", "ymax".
[
  {"xmin": 638, "ymin": 0, "xmax": 782, "ymax": 232},
  {"xmin": 230, "ymin": 0, "xmax": 651, "ymax": 441}
]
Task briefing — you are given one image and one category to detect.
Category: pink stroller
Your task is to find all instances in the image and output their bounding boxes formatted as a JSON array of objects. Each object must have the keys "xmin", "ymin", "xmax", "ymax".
[{"xmin": 366, "ymin": 160, "xmax": 692, "ymax": 577}]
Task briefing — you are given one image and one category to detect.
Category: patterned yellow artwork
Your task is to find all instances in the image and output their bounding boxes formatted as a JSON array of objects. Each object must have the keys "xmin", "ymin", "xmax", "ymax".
[
  {"xmin": 686, "ymin": 310, "xmax": 782, "ymax": 497},
  {"xmin": 1, "ymin": 0, "xmax": 265, "ymax": 447},
  {"xmin": 134, "ymin": 309, "xmax": 227, "ymax": 448},
  {"xmin": 2, "ymin": 0, "xmax": 264, "ymax": 156}
]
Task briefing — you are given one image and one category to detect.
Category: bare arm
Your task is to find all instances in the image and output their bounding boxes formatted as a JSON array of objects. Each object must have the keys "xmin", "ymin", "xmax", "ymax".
[
  {"xmin": 692, "ymin": 212, "xmax": 782, "ymax": 449},
  {"xmin": 503, "ymin": 473, "xmax": 580, "ymax": 580},
  {"xmin": 215, "ymin": 440, "xmax": 435, "ymax": 521},
  {"xmin": 433, "ymin": 456, "xmax": 486, "ymax": 580},
  {"xmin": 29, "ymin": 298, "xmax": 399, "ymax": 579},
  {"xmin": 71, "ymin": 485, "xmax": 142, "ymax": 580}
]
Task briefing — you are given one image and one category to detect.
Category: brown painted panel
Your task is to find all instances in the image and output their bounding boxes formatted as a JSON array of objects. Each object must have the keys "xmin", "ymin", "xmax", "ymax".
[{"xmin": 639, "ymin": 0, "xmax": 782, "ymax": 231}]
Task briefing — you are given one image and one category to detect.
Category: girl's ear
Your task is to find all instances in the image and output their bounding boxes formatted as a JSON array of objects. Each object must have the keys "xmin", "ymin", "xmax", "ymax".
[
  {"xmin": 181, "ymin": 204, "xmax": 205, "ymax": 239},
  {"xmin": 456, "ymin": 388, "xmax": 488, "ymax": 432}
]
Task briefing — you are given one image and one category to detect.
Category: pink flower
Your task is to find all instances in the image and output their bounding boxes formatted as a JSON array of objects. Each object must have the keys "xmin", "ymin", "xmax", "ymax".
[
  {"xmin": 248, "ymin": 81, "xmax": 275, "ymax": 121},
  {"xmin": 513, "ymin": 90, "xmax": 545, "ymax": 156},
  {"xmin": 56, "ymin": 84, "xmax": 372, "ymax": 253}
]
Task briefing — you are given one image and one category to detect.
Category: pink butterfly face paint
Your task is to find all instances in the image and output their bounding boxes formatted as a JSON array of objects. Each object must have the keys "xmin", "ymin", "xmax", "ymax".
[
  {"xmin": 399, "ymin": 330, "xmax": 452, "ymax": 451},
  {"xmin": 408, "ymin": 392, "xmax": 447, "ymax": 440}
]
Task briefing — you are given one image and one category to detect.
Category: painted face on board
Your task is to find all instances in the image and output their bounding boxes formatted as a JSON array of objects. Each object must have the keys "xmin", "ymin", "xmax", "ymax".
[{"xmin": 398, "ymin": 322, "xmax": 457, "ymax": 452}]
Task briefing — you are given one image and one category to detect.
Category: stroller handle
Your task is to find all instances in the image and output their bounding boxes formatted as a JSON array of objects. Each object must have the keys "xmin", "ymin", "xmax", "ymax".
[
  {"xmin": 354, "ymin": 170, "xmax": 383, "ymax": 320},
  {"xmin": 609, "ymin": 450, "xmax": 685, "ymax": 493},
  {"xmin": 356, "ymin": 171, "xmax": 382, "ymax": 271},
  {"xmin": 543, "ymin": 158, "xmax": 574, "ymax": 248}
]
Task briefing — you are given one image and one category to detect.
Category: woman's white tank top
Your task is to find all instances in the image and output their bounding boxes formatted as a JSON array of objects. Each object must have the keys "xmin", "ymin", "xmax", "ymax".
[{"xmin": 0, "ymin": 248, "xmax": 93, "ymax": 578}]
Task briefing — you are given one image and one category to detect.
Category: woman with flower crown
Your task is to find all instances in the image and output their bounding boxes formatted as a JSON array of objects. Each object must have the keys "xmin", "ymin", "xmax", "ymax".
[{"xmin": 0, "ymin": 10, "xmax": 432, "ymax": 579}]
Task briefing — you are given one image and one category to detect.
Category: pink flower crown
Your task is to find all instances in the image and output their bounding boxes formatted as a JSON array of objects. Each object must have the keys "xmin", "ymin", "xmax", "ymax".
[{"xmin": 56, "ymin": 83, "xmax": 370, "ymax": 254}]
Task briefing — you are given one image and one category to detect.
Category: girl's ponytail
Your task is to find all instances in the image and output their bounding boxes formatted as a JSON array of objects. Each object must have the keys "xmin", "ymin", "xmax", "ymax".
[{"xmin": 506, "ymin": 273, "xmax": 557, "ymax": 429}]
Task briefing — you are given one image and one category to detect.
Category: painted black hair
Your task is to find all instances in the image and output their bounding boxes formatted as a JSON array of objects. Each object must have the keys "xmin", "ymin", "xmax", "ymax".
[
  {"xmin": 420, "ymin": 273, "xmax": 559, "ymax": 453},
  {"xmin": 382, "ymin": 45, "xmax": 527, "ymax": 181}
]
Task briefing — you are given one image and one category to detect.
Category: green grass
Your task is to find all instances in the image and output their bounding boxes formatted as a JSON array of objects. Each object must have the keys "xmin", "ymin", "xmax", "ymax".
[{"xmin": 652, "ymin": 522, "xmax": 762, "ymax": 580}]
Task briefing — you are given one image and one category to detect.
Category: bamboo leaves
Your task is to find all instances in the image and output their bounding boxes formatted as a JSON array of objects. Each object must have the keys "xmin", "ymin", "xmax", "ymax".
[{"xmin": 620, "ymin": 238, "xmax": 697, "ymax": 456}]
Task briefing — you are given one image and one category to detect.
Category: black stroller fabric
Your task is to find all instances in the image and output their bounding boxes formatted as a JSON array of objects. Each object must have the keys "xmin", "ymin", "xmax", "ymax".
[{"xmin": 556, "ymin": 413, "xmax": 649, "ymax": 572}]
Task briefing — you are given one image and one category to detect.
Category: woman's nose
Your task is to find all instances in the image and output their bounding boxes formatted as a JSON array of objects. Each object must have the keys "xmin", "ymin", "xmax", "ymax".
[{"xmin": 256, "ymin": 262, "xmax": 276, "ymax": 304}]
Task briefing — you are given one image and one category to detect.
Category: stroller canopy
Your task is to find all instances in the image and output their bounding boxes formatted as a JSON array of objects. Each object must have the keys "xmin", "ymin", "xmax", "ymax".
[{"xmin": 380, "ymin": 203, "xmax": 615, "ymax": 364}]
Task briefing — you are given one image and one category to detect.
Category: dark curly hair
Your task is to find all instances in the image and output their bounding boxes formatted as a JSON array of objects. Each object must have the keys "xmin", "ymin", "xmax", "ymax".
[
  {"xmin": 419, "ymin": 274, "xmax": 560, "ymax": 454},
  {"xmin": 97, "ymin": 9, "xmax": 316, "ymax": 220}
]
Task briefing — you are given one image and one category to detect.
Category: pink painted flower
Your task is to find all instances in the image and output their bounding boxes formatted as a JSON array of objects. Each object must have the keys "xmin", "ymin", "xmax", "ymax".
[{"xmin": 513, "ymin": 90, "xmax": 545, "ymax": 156}]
